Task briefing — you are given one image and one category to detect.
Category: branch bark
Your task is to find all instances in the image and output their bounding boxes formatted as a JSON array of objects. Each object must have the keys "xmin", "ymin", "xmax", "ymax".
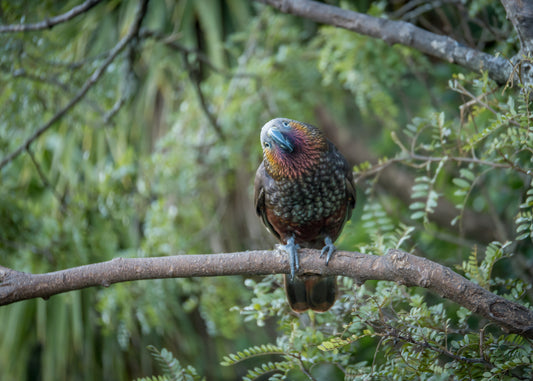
[
  {"xmin": 0, "ymin": 0, "xmax": 103, "ymax": 33},
  {"xmin": 255, "ymin": 0, "xmax": 514, "ymax": 85},
  {"xmin": 1, "ymin": 249, "xmax": 532, "ymax": 338},
  {"xmin": 501, "ymin": 0, "xmax": 533, "ymax": 55}
]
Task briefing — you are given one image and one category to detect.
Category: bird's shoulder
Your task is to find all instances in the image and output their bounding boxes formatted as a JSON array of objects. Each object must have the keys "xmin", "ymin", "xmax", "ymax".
[
  {"xmin": 254, "ymin": 160, "xmax": 282, "ymax": 240},
  {"xmin": 327, "ymin": 140, "xmax": 356, "ymax": 211}
]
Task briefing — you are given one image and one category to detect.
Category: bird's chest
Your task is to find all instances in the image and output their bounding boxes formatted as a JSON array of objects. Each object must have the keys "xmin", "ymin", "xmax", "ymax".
[{"xmin": 265, "ymin": 162, "xmax": 346, "ymax": 226}]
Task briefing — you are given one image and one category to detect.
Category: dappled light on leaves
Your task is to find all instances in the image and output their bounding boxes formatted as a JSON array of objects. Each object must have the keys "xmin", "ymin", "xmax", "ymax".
[{"xmin": 1, "ymin": 1, "xmax": 532, "ymax": 380}]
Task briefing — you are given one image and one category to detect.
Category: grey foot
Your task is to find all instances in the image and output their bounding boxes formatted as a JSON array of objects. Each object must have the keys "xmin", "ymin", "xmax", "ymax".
[
  {"xmin": 279, "ymin": 236, "xmax": 300, "ymax": 279},
  {"xmin": 320, "ymin": 236, "xmax": 336, "ymax": 265}
]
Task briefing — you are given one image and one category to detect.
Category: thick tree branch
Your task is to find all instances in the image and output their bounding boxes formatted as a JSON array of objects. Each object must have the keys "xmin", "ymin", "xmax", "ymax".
[
  {"xmin": 501, "ymin": 0, "xmax": 533, "ymax": 88},
  {"xmin": 256, "ymin": 0, "xmax": 513, "ymax": 85},
  {"xmin": 0, "ymin": 0, "xmax": 103, "ymax": 33},
  {"xmin": 0, "ymin": 0, "xmax": 149, "ymax": 170},
  {"xmin": 501, "ymin": 0, "xmax": 533, "ymax": 55},
  {"xmin": 0, "ymin": 249, "xmax": 532, "ymax": 338}
]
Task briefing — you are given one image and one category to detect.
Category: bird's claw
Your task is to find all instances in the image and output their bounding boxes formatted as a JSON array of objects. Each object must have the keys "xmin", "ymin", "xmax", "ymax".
[
  {"xmin": 279, "ymin": 236, "xmax": 300, "ymax": 280},
  {"xmin": 320, "ymin": 236, "xmax": 336, "ymax": 265}
]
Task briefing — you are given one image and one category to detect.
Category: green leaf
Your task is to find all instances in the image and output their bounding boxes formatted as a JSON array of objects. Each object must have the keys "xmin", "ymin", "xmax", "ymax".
[
  {"xmin": 459, "ymin": 168, "xmax": 476, "ymax": 182},
  {"xmin": 452, "ymin": 178, "xmax": 471, "ymax": 189},
  {"xmin": 409, "ymin": 201, "xmax": 426, "ymax": 210},
  {"xmin": 221, "ymin": 344, "xmax": 284, "ymax": 366},
  {"xmin": 411, "ymin": 211, "xmax": 426, "ymax": 220}
]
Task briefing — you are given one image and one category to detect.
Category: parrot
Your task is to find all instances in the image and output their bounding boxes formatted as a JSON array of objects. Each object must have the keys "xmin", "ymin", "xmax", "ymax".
[{"xmin": 254, "ymin": 118, "xmax": 356, "ymax": 312}]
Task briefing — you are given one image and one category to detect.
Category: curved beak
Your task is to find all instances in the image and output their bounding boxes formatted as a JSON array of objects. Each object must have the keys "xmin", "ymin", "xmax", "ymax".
[{"xmin": 269, "ymin": 129, "xmax": 294, "ymax": 152}]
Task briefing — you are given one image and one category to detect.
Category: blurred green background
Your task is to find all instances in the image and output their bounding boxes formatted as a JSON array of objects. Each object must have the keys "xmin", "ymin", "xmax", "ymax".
[{"xmin": 0, "ymin": 1, "xmax": 531, "ymax": 380}]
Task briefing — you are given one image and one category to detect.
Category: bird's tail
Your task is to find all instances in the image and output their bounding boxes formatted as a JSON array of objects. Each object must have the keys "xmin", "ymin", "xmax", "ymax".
[{"xmin": 284, "ymin": 274, "xmax": 337, "ymax": 312}]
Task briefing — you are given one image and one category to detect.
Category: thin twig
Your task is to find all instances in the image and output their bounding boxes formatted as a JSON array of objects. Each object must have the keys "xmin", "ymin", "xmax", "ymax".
[
  {"xmin": 102, "ymin": 94, "xmax": 127, "ymax": 124},
  {"xmin": 141, "ymin": 30, "xmax": 229, "ymax": 77},
  {"xmin": 0, "ymin": 0, "xmax": 102, "ymax": 33},
  {"xmin": 181, "ymin": 51, "xmax": 226, "ymax": 141},
  {"xmin": 373, "ymin": 322, "xmax": 493, "ymax": 367},
  {"xmin": 452, "ymin": 81, "xmax": 521, "ymax": 127},
  {"xmin": 26, "ymin": 49, "xmax": 111, "ymax": 71},
  {"xmin": 141, "ymin": 29, "xmax": 264, "ymax": 139},
  {"xmin": 141, "ymin": 30, "xmax": 227, "ymax": 140},
  {"xmin": 9, "ymin": 67, "xmax": 72, "ymax": 92},
  {"xmin": 354, "ymin": 152, "xmax": 512, "ymax": 184},
  {"xmin": 26, "ymin": 147, "xmax": 65, "ymax": 210},
  {"xmin": 0, "ymin": 0, "xmax": 150, "ymax": 170},
  {"xmin": 408, "ymin": 153, "xmax": 511, "ymax": 169},
  {"xmin": 294, "ymin": 355, "xmax": 318, "ymax": 381}
]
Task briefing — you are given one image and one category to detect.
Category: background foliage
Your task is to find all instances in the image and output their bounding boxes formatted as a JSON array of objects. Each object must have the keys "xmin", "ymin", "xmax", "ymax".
[{"xmin": 0, "ymin": 0, "xmax": 532, "ymax": 380}]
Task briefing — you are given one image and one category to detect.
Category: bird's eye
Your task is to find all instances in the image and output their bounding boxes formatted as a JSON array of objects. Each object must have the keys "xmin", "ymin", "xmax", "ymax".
[
  {"xmin": 282, "ymin": 121, "xmax": 290, "ymax": 128},
  {"xmin": 264, "ymin": 142, "xmax": 271, "ymax": 148}
]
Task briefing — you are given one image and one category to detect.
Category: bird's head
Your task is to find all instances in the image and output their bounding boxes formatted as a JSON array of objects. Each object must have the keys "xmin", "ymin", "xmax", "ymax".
[{"xmin": 260, "ymin": 118, "xmax": 328, "ymax": 179}]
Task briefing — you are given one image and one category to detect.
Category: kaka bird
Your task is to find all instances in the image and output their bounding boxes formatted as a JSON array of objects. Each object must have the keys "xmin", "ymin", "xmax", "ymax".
[{"xmin": 254, "ymin": 118, "xmax": 356, "ymax": 312}]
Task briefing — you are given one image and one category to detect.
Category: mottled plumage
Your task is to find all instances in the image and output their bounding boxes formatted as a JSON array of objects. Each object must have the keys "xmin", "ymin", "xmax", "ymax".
[{"xmin": 254, "ymin": 118, "xmax": 356, "ymax": 312}]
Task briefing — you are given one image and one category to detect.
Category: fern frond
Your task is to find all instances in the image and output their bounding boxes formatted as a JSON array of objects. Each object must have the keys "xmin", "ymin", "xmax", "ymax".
[
  {"xmin": 480, "ymin": 241, "xmax": 510, "ymax": 282},
  {"xmin": 451, "ymin": 166, "xmax": 477, "ymax": 227},
  {"xmin": 135, "ymin": 376, "xmax": 171, "ymax": 381},
  {"xmin": 242, "ymin": 361, "xmax": 293, "ymax": 381},
  {"xmin": 516, "ymin": 181, "xmax": 533, "ymax": 240},
  {"xmin": 460, "ymin": 242, "xmax": 512, "ymax": 289},
  {"xmin": 220, "ymin": 344, "xmax": 285, "ymax": 366},
  {"xmin": 147, "ymin": 345, "xmax": 182, "ymax": 376},
  {"xmin": 361, "ymin": 201, "xmax": 394, "ymax": 233},
  {"xmin": 145, "ymin": 345, "xmax": 203, "ymax": 381},
  {"xmin": 318, "ymin": 334, "xmax": 370, "ymax": 351},
  {"xmin": 410, "ymin": 158, "xmax": 445, "ymax": 223},
  {"xmin": 460, "ymin": 246, "xmax": 484, "ymax": 287},
  {"xmin": 393, "ymin": 224, "xmax": 415, "ymax": 249},
  {"xmin": 503, "ymin": 334, "xmax": 525, "ymax": 346}
]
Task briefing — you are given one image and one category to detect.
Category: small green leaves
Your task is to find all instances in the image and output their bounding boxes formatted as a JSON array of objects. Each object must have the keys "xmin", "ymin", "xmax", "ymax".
[
  {"xmin": 516, "ymin": 212, "xmax": 533, "ymax": 240},
  {"xmin": 410, "ymin": 177, "xmax": 430, "ymax": 221},
  {"xmin": 451, "ymin": 166, "xmax": 476, "ymax": 226},
  {"xmin": 220, "ymin": 344, "xmax": 284, "ymax": 366},
  {"xmin": 242, "ymin": 361, "xmax": 292, "ymax": 381},
  {"xmin": 135, "ymin": 376, "xmax": 171, "ymax": 381},
  {"xmin": 361, "ymin": 201, "xmax": 394, "ymax": 233},
  {"xmin": 318, "ymin": 334, "xmax": 365, "ymax": 351},
  {"xmin": 453, "ymin": 168, "xmax": 475, "ymax": 196},
  {"xmin": 394, "ymin": 224, "xmax": 416, "ymax": 249},
  {"xmin": 409, "ymin": 159, "xmax": 445, "ymax": 223},
  {"xmin": 459, "ymin": 241, "xmax": 513, "ymax": 289},
  {"xmin": 516, "ymin": 182, "xmax": 533, "ymax": 240},
  {"xmin": 140, "ymin": 346, "xmax": 204, "ymax": 381},
  {"xmin": 452, "ymin": 177, "xmax": 470, "ymax": 190},
  {"xmin": 220, "ymin": 344, "xmax": 297, "ymax": 380}
]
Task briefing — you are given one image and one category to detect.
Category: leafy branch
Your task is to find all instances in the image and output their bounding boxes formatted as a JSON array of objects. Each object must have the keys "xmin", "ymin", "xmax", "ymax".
[
  {"xmin": 316, "ymin": 107, "xmax": 512, "ymax": 245},
  {"xmin": 139, "ymin": 29, "xmax": 261, "ymax": 141},
  {"xmin": 0, "ymin": 0, "xmax": 103, "ymax": 33},
  {"xmin": 320, "ymin": 319, "xmax": 493, "ymax": 367},
  {"xmin": 255, "ymin": 0, "xmax": 517, "ymax": 85},
  {"xmin": 1, "ymin": 248, "xmax": 532, "ymax": 339},
  {"xmin": 0, "ymin": 0, "xmax": 149, "ymax": 170}
]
